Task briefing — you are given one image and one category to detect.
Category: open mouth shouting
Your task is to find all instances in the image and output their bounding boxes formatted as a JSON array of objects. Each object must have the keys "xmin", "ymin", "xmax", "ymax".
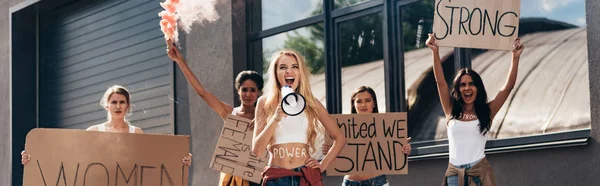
[
  {"xmin": 285, "ymin": 76, "xmax": 295, "ymax": 87},
  {"xmin": 463, "ymin": 92, "xmax": 474, "ymax": 101}
]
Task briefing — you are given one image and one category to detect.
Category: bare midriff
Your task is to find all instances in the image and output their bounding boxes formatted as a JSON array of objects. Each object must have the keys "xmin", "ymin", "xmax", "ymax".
[{"xmin": 269, "ymin": 143, "xmax": 311, "ymax": 169}]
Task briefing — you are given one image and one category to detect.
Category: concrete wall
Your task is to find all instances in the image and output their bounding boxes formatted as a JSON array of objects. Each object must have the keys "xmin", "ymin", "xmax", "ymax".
[
  {"xmin": 2, "ymin": 0, "xmax": 31, "ymax": 185},
  {"xmin": 182, "ymin": 0, "xmax": 235, "ymax": 185}
]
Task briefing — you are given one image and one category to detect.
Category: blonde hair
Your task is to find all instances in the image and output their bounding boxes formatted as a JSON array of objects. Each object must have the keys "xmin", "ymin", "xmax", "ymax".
[
  {"xmin": 261, "ymin": 49, "xmax": 324, "ymax": 154},
  {"xmin": 100, "ymin": 85, "xmax": 132, "ymax": 121}
]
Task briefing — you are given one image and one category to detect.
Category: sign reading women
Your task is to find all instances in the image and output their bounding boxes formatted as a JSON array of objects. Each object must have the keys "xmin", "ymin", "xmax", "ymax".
[{"xmin": 23, "ymin": 129, "xmax": 190, "ymax": 186}]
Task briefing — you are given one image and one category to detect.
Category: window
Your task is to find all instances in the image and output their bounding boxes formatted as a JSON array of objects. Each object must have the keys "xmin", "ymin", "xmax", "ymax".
[
  {"xmin": 260, "ymin": 24, "xmax": 326, "ymax": 106},
  {"xmin": 338, "ymin": 13, "xmax": 385, "ymax": 114},
  {"xmin": 247, "ymin": 0, "xmax": 590, "ymax": 159}
]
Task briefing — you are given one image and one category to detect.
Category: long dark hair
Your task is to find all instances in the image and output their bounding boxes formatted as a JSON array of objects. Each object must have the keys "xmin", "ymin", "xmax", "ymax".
[
  {"xmin": 350, "ymin": 86, "xmax": 379, "ymax": 114},
  {"xmin": 450, "ymin": 68, "xmax": 491, "ymax": 135}
]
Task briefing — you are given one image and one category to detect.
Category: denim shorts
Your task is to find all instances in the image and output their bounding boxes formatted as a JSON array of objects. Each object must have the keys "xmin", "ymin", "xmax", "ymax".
[
  {"xmin": 264, "ymin": 166, "xmax": 304, "ymax": 186},
  {"xmin": 446, "ymin": 159, "xmax": 482, "ymax": 186},
  {"xmin": 342, "ymin": 175, "xmax": 389, "ymax": 186}
]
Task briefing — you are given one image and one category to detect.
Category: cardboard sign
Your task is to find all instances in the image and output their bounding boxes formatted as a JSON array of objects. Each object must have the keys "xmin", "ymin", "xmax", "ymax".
[
  {"xmin": 23, "ymin": 128, "xmax": 190, "ymax": 186},
  {"xmin": 326, "ymin": 113, "xmax": 408, "ymax": 176},
  {"xmin": 433, "ymin": 0, "xmax": 520, "ymax": 50},
  {"xmin": 210, "ymin": 115, "xmax": 268, "ymax": 184}
]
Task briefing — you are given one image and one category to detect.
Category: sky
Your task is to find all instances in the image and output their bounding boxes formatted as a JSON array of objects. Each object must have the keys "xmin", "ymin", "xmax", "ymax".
[{"xmin": 520, "ymin": 0, "xmax": 586, "ymax": 26}]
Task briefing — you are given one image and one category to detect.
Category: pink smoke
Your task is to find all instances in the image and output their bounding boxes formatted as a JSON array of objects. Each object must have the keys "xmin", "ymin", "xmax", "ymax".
[
  {"xmin": 158, "ymin": 0, "xmax": 179, "ymax": 42},
  {"xmin": 158, "ymin": 0, "xmax": 219, "ymax": 43}
]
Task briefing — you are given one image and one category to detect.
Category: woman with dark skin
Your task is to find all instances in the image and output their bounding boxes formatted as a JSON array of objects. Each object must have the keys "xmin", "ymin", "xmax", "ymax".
[{"xmin": 167, "ymin": 41, "xmax": 264, "ymax": 186}]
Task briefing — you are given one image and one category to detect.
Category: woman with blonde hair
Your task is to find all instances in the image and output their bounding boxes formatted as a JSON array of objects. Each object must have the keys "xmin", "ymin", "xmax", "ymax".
[
  {"xmin": 252, "ymin": 50, "xmax": 346, "ymax": 186},
  {"xmin": 86, "ymin": 85, "xmax": 143, "ymax": 133},
  {"xmin": 22, "ymin": 85, "xmax": 192, "ymax": 166}
]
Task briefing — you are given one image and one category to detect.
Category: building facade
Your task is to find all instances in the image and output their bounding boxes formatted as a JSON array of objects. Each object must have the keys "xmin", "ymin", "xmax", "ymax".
[{"xmin": 2, "ymin": 0, "xmax": 599, "ymax": 185}]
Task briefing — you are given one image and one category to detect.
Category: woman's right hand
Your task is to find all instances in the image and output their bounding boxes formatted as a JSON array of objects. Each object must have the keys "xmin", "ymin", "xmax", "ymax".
[
  {"xmin": 21, "ymin": 151, "xmax": 31, "ymax": 165},
  {"xmin": 166, "ymin": 39, "xmax": 185, "ymax": 64},
  {"xmin": 425, "ymin": 33, "xmax": 439, "ymax": 52}
]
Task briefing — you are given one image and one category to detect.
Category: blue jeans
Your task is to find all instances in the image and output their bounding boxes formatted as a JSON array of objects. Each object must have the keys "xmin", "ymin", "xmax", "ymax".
[
  {"xmin": 342, "ymin": 175, "xmax": 389, "ymax": 186},
  {"xmin": 446, "ymin": 160, "xmax": 482, "ymax": 186},
  {"xmin": 264, "ymin": 166, "xmax": 304, "ymax": 186}
]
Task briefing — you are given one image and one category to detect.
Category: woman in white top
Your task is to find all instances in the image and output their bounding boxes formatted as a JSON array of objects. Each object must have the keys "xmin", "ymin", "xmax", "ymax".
[
  {"xmin": 426, "ymin": 34, "xmax": 524, "ymax": 186},
  {"xmin": 253, "ymin": 49, "xmax": 346, "ymax": 186},
  {"xmin": 22, "ymin": 85, "xmax": 193, "ymax": 166},
  {"xmin": 86, "ymin": 85, "xmax": 144, "ymax": 133},
  {"xmin": 338, "ymin": 86, "xmax": 412, "ymax": 186}
]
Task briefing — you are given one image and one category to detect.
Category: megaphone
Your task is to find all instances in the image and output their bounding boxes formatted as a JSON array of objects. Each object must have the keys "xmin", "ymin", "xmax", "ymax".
[{"xmin": 281, "ymin": 85, "xmax": 306, "ymax": 116}]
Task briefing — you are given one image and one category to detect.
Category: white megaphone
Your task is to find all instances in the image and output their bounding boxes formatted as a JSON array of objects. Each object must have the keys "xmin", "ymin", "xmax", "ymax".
[{"xmin": 281, "ymin": 85, "xmax": 306, "ymax": 116}]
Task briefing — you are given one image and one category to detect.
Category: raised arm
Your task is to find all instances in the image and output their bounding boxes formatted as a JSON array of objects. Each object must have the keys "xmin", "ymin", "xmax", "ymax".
[
  {"xmin": 313, "ymin": 100, "xmax": 346, "ymax": 171},
  {"xmin": 489, "ymin": 38, "xmax": 524, "ymax": 119},
  {"xmin": 166, "ymin": 41, "xmax": 233, "ymax": 119},
  {"xmin": 252, "ymin": 97, "xmax": 285, "ymax": 156},
  {"xmin": 427, "ymin": 34, "xmax": 452, "ymax": 119}
]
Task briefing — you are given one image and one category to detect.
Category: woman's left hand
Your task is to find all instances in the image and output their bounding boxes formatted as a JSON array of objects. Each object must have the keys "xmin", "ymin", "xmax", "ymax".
[
  {"xmin": 305, "ymin": 157, "xmax": 325, "ymax": 173},
  {"xmin": 166, "ymin": 39, "xmax": 185, "ymax": 64},
  {"xmin": 182, "ymin": 153, "xmax": 192, "ymax": 166},
  {"xmin": 512, "ymin": 37, "xmax": 524, "ymax": 58},
  {"xmin": 403, "ymin": 137, "xmax": 412, "ymax": 155}
]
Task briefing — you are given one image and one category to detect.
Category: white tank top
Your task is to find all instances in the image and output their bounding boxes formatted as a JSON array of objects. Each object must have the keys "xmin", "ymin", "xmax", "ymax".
[
  {"xmin": 236, "ymin": 108, "xmax": 325, "ymax": 158},
  {"xmin": 273, "ymin": 113, "xmax": 308, "ymax": 145},
  {"xmin": 447, "ymin": 119, "xmax": 487, "ymax": 165},
  {"xmin": 98, "ymin": 123, "xmax": 136, "ymax": 133}
]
